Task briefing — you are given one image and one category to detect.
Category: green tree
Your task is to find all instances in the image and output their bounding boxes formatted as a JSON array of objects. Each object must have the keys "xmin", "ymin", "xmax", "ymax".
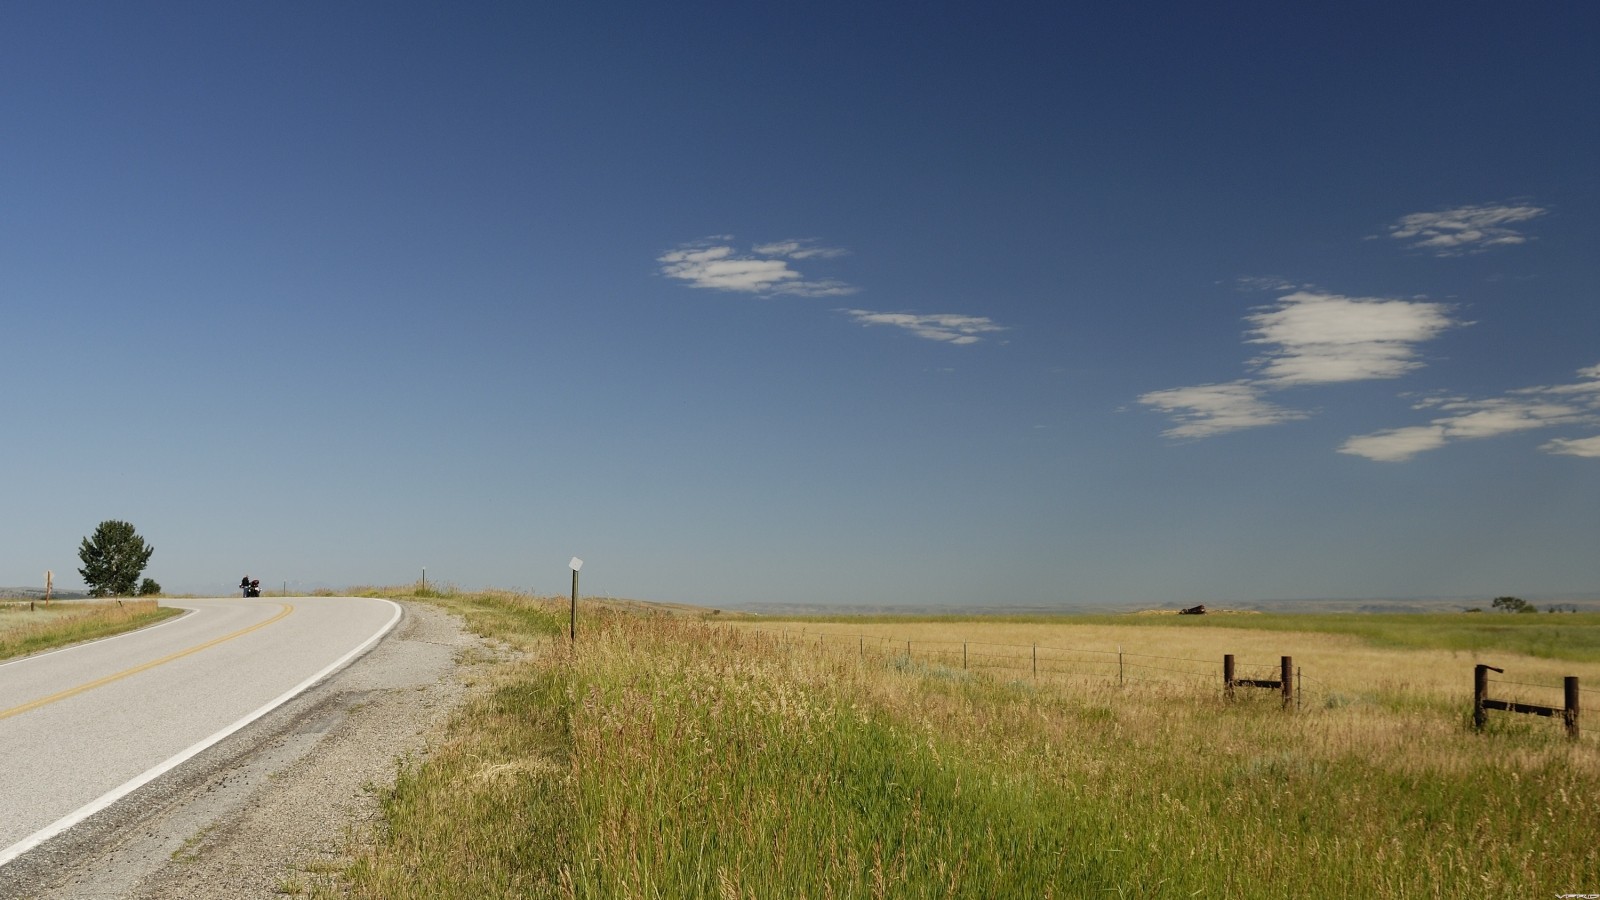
[
  {"xmin": 77, "ymin": 520, "xmax": 154, "ymax": 597},
  {"xmin": 138, "ymin": 577, "xmax": 162, "ymax": 596},
  {"xmin": 1491, "ymin": 595, "xmax": 1531, "ymax": 614}
]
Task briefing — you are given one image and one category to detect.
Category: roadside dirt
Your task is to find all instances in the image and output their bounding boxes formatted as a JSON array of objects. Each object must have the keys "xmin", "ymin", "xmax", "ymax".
[{"xmin": 2, "ymin": 601, "xmax": 495, "ymax": 899}]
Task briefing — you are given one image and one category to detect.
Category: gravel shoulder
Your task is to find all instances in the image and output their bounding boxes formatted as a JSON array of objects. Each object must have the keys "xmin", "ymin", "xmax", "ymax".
[{"xmin": 3, "ymin": 601, "xmax": 495, "ymax": 899}]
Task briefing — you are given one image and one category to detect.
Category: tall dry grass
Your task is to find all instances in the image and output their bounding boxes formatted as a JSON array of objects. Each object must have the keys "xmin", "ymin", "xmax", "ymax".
[
  {"xmin": 731, "ymin": 617, "xmax": 1600, "ymax": 710},
  {"xmin": 334, "ymin": 594, "xmax": 1600, "ymax": 898},
  {"xmin": 0, "ymin": 599, "xmax": 180, "ymax": 660}
]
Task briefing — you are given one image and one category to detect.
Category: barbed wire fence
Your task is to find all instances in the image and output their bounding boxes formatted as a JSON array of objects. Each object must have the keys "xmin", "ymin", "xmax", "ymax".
[
  {"xmin": 723, "ymin": 623, "xmax": 1587, "ymax": 739},
  {"xmin": 733, "ymin": 623, "xmax": 1322, "ymax": 704}
]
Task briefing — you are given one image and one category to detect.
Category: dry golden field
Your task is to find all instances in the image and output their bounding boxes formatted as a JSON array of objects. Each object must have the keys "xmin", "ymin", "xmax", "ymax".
[{"xmin": 727, "ymin": 617, "xmax": 1600, "ymax": 708}]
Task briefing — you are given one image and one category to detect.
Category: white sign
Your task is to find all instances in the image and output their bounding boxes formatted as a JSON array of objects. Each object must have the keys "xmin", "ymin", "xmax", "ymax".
[{"xmin": 569, "ymin": 557, "xmax": 583, "ymax": 572}]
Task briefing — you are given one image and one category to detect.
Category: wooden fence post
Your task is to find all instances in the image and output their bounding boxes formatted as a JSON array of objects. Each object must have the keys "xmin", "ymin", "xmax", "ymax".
[
  {"xmin": 1281, "ymin": 656, "xmax": 1293, "ymax": 709},
  {"xmin": 1032, "ymin": 645, "xmax": 1037, "ymax": 679},
  {"xmin": 1224, "ymin": 654, "xmax": 1235, "ymax": 700},
  {"xmin": 963, "ymin": 642, "xmax": 968, "ymax": 670},
  {"xmin": 1473, "ymin": 664, "xmax": 1500, "ymax": 731},
  {"xmin": 1566, "ymin": 676, "xmax": 1581, "ymax": 740}
]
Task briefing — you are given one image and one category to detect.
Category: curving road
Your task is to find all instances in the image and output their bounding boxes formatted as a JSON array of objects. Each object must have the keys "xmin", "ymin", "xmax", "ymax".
[{"xmin": 0, "ymin": 596, "xmax": 400, "ymax": 868}]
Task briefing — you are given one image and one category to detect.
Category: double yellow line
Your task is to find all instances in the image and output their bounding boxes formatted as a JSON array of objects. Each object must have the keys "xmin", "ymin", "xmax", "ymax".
[{"xmin": 0, "ymin": 604, "xmax": 294, "ymax": 723}]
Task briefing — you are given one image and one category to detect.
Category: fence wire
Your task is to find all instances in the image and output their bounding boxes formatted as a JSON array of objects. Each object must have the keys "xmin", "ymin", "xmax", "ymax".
[
  {"xmin": 767, "ymin": 627, "xmax": 1222, "ymax": 667},
  {"xmin": 1488, "ymin": 677, "xmax": 1570, "ymax": 692},
  {"xmin": 739, "ymin": 624, "xmax": 1313, "ymax": 695},
  {"xmin": 745, "ymin": 624, "xmax": 1590, "ymax": 732}
]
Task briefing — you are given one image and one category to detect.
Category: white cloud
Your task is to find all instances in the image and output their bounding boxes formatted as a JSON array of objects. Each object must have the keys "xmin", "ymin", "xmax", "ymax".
[
  {"xmin": 751, "ymin": 239, "xmax": 848, "ymax": 260},
  {"xmin": 1382, "ymin": 202, "xmax": 1547, "ymax": 256},
  {"xmin": 1337, "ymin": 426, "xmax": 1448, "ymax": 462},
  {"xmin": 1246, "ymin": 291, "xmax": 1459, "ymax": 385},
  {"xmin": 1136, "ymin": 381, "xmax": 1310, "ymax": 439},
  {"xmin": 658, "ymin": 238, "xmax": 856, "ymax": 296},
  {"xmin": 840, "ymin": 309, "xmax": 1006, "ymax": 345},
  {"xmin": 1542, "ymin": 435, "xmax": 1600, "ymax": 458},
  {"xmin": 1339, "ymin": 363, "xmax": 1600, "ymax": 461},
  {"xmin": 1415, "ymin": 397, "xmax": 1589, "ymax": 439},
  {"xmin": 1518, "ymin": 365, "xmax": 1600, "ymax": 396},
  {"xmin": 1141, "ymin": 289, "xmax": 1459, "ymax": 440}
]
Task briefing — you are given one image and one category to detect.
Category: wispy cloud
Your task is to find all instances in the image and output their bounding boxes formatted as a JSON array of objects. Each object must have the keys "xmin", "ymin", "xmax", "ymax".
[
  {"xmin": 660, "ymin": 238, "xmax": 1001, "ymax": 347},
  {"xmin": 1542, "ymin": 435, "xmax": 1600, "ymax": 458},
  {"xmin": 1136, "ymin": 381, "xmax": 1310, "ymax": 439},
  {"xmin": 1336, "ymin": 426, "xmax": 1448, "ymax": 463},
  {"xmin": 658, "ymin": 238, "xmax": 856, "ymax": 296},
  {"xmin": 1246, "ymin": 291, "xmax": 1459, "ymax": 385},
  {"xmin": 1140, "ymin": 289, "xmax": 1459, "ymax": 438},
  {"xmin": 1338, "ymin": 363, "xmax": 1600, "ymax": 461},
  {"xmin": 840, "ymin": 310, "xmax": 1006, "ymax": 345},
  {"xmin": 1381, "ymin": 202, "xmax": 1547, "ymax": 256},
  {"xmin": 1233, "ymin": 275, "xmax": 1300, "ymax": 293},
  {"xmin": 750, "ymin": 239, "xmax": 848, "ymax": 260}
]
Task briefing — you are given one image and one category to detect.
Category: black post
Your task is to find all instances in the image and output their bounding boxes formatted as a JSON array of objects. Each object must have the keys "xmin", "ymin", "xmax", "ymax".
[
  {"xmin": 570, "ymin": 568, "xmax": 577, "ymax": 642},
  {"xmin": 1224, "ymin": 654, "xmax": 1235, "ymax": 700},
  {"xmin": 1281, "ymin": 656, "xmax": 1294, "ymax": 709},
  {"xmin": 1565, "ymin": 676, "xmax": 1580, "ymax": 740}
]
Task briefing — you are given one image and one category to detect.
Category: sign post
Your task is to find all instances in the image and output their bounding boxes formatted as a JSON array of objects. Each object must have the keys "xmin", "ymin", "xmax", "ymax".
[{"xmin": 568, "ymin": 557, "xmax": 583, "ymax": 641}]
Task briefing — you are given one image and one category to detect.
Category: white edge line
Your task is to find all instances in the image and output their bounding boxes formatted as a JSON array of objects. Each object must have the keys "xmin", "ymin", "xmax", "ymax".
[
  {"xmin": 0, "ymin": 605, "xmax": 199, "ymax": 671},
  {"xmin": 0, "ymin": 597, "xmax": 404, "ymax": 868}
]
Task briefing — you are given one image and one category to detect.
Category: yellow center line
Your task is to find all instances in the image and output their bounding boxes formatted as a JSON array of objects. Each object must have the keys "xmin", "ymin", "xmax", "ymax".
[{"xmin": 0, "ymin": 604, "xmax": 295, "ymax": 722}]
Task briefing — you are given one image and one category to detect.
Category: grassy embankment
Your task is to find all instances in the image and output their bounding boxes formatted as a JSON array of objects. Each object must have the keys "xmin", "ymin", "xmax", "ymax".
[
  {"xmin": 0, "ymin": 599, "xmax": 181, "ymax": 661},
  {"xmin": 331, "ymin": 589, "xmax": 1600, "ymax": 898}
]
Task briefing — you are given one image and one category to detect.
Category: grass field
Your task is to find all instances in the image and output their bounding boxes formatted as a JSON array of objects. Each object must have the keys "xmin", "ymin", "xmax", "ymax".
[
  {"xmin": 0, "ymin": 600, "xmax": 182, "ymax": 661},
  {"xmin": 724, "ymin": 614, "xmax": 1600, "ymax": 709},
  {"xmin": 329, "ymin": 590, "xmax": 1600, "ymax": 898}
]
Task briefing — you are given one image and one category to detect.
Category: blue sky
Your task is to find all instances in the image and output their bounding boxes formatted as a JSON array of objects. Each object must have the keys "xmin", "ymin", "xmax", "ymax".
[{"xmin": 3, "ymin": 3, "xmax": 1597, "ymax": 607}]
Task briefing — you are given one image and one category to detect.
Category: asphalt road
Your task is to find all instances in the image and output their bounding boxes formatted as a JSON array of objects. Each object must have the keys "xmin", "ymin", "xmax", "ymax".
[{"xmin": 0, "ymin": 596, "xmax": 400, "ymax": 868}]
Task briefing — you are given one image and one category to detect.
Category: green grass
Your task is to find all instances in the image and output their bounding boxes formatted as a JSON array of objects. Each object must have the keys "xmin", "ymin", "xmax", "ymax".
[
  {"xmin": 1115, "ymin": 611, "xmax": 1600, "ymax": 662},
  {"xmin": 334, "ymin": 591, "xmax": 571, "ymax": 898},
  {"xmin": 330, "ymin": 591, "xmax": 1600, "ymax": 899},
  {"xmin": 0, "ymin": 600, "xmax": 182, "ymax": 661}
]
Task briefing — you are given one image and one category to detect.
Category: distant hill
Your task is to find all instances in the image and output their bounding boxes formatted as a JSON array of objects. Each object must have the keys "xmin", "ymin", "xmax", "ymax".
[
  {"xmin": 724, "ymin": 594, "xmax": 1600, "ymax": 616},
  {"xmin": 1233, "ymin": 596, "xmax": 1600, "ymax": 614},
  {"xmin": 0, "ymin": 586, "xmax": 92, "ymax": 601}
]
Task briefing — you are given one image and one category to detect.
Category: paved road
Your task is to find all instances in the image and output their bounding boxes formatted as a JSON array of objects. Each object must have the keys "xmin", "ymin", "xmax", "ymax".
[{"xmin": 0, "ymin": 597, "xmax": 400, "ymax": 868}]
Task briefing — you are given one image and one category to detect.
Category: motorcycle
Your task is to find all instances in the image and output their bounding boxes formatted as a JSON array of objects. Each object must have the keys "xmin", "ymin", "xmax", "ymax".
[{"xmin": 241, "ymin": 578, "xmax": 261, "ymax": 598}]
